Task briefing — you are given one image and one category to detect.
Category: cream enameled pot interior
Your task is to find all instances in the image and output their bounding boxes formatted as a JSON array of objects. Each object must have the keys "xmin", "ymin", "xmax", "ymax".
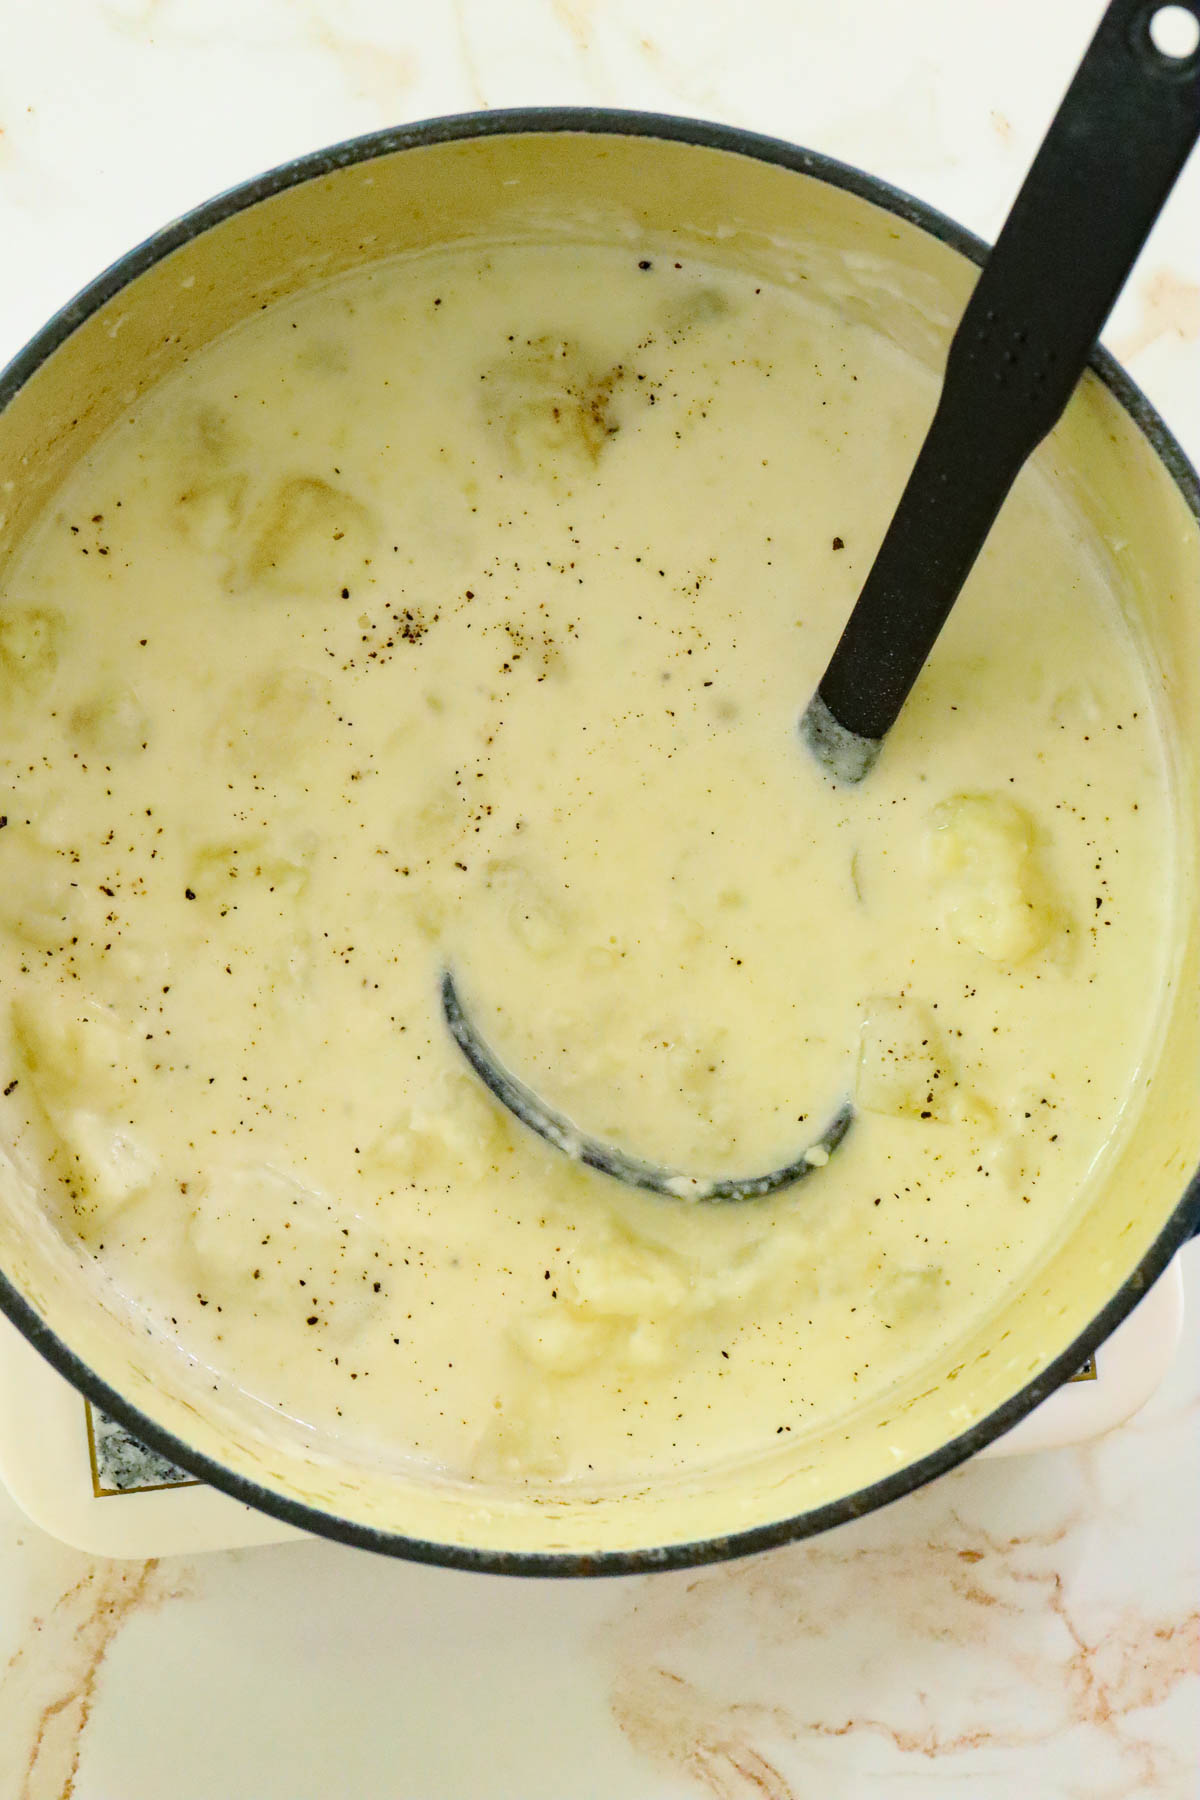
[{"xmin": 1, "ymin": 124, "xmax": 1198, "ymax": 1564}]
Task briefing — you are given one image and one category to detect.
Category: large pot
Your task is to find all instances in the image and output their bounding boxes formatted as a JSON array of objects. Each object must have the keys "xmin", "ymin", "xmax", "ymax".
[{"xmin": 1, "ymin": 112, "xmax": 1198, "ymax": 1574}]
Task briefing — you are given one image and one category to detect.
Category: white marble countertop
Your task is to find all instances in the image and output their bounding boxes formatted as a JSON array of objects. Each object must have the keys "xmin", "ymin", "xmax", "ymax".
[{"xmin": 1, "ymin": 2, "xmax": 1198, "ymax": 1795}]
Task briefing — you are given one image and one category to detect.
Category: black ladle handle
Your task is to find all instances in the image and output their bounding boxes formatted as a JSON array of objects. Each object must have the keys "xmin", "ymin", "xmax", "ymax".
[{"xmin": 810, "ymin": 0, "xmax": 1200, "ymax": 772}]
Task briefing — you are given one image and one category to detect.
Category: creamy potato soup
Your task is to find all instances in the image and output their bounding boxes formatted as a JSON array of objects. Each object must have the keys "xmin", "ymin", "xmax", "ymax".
[{"xmin": 0, "ymin": 241, "xmax": 1173, "ymax": 1487}]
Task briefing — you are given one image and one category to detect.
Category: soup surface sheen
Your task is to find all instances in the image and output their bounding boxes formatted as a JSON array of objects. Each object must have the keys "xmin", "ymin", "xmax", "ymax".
[{"xmin": 0, "ymin": 241, "xmax": 1173, "ymax": 1487}]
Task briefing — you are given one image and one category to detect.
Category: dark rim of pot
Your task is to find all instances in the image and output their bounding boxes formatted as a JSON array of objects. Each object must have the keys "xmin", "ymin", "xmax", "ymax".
[{"xmin": 1, "ymin": 107, "xmax": 1198, "ymax": 1577}]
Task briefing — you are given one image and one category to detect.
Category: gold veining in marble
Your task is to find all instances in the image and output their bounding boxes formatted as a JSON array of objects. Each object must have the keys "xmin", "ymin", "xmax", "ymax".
[
  {"xmin": 604, "ymin": 1490, "xmax": 1200, "ymax": 1796},
  {"xmin": 1113, "ymin": 267, "xmax": 1200, "ymax": 364},
  {"xmin": 0, "ymin": 1556, "xmax": 192, "ymax": 1800}
]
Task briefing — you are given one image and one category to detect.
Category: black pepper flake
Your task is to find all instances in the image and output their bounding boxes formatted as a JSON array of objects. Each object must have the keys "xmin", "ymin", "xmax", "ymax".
[
  {"xmin": 0, "ymin": 816, "xmax": 7, "ymax": 829},
  {"xmin": 184, "ymin": 887, "xmax": 196, "ymax": 900},
  {"xmin": 638, "ymin": 259, "xmax": 652, "ymax": 270},
  {"xmin": 832, "ymin": 536, "xmax": 845, "ymax": 551},
  {"xmin": 2, "ymin": 1079, "xmax": 17, "ymax": 1097}
]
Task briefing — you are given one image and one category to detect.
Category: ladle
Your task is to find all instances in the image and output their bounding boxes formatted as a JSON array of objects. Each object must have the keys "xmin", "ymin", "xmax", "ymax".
[
  {"xmin": 805, "ymin": 0, "xmax": 1200, "ymax": 780},
  {"xmin": 445, "ymin": 0, "xmax": 1200, "ymax": 1199}
]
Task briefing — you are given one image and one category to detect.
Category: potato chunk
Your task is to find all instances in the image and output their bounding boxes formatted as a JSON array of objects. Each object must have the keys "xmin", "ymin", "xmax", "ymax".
[
  {"xmin": 8, "ymin": 993, "xmax": 154, "ymax": 1233},
  {"xmin": 186, "ymin": 1164, "xmax": 383, "ymax": 1343},
  {"xmin": 241, "ymin": 475, "xmax": 376, "ymax": 597},
  {"xmin": 10, "ymin": 992, "xmax": 138, "ymax": 1109},
  {"xmin": 364, "ymin": 1073, "xmax": 508, "ymax": 1185},
  {"xmin": 70, "ymin": 684, "xmax": 150, "ymax": 757},
  {"xmin": 187, "ymin": 841, "xmax": 313, "ymax": 907},
  {"xmin": 857, "ymin": 996, "xmax": 955, "ymax": 1121},
  {"xmin": 482, "ymin": 856, "xmax": 571, "ymax": 956},
  {"xmin": 927, "ymin": 792, "xmax": 1064, "ymax": 963},
  {"xmin": 57, "ymin": 1110, "xmax": 158, "ymax": 1212},
  {"xmin": 0, "ymin": 605, "xmax": 63, "ymax": 698},
  {"xmin": 212, "ymin": 667, "xmax": 332, "ymax": 773},
  {"xmin": 479, "ymin": 336, "xmax": 618, "ymax": 476},
  {"xmin": 173, "ymin": 471, "xmax": 248, "ymax": 553},
  {"xmin": 872, "ymin": 1262, "xmax": 946, "ymax": 1327},
  {"xmin": 0, "ymin": 832, "xmax": 78, "ymax": 953}
]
